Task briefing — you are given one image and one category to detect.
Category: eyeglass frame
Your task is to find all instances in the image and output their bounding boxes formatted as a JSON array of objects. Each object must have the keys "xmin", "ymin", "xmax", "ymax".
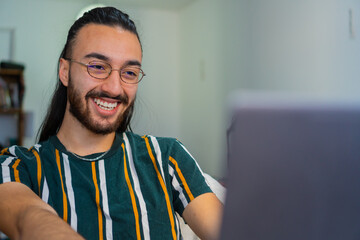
[{"xmin": 64, "ymin": 58, "xmax": 146, "ymax": 84}]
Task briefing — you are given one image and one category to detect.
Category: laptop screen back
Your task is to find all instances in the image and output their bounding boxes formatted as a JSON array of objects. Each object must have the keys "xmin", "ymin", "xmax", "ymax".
[{"xmin": 220, "ymin": 94, "xmax": 360, "ymax": 240}]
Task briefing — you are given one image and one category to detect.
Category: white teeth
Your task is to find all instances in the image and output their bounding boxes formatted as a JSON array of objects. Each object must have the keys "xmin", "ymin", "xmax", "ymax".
[{"xmin": 94, "ymin": 98, "xmax": 118, "ymax": 110}]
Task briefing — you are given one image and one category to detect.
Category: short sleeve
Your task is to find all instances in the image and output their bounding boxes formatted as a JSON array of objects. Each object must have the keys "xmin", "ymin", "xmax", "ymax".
[
  {"xmin": 167, "ymin": 139, "xmax": 212, "ymax": 215},
  {"xmin": 0, "ymin": 146, "xmax": 37, "ymax": 190}
]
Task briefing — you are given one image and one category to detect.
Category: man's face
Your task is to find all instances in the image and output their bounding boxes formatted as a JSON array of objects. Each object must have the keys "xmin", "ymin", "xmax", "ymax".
[{"xmin": 60, "ymin": 24, "xmax": 142, "ymax": 134}]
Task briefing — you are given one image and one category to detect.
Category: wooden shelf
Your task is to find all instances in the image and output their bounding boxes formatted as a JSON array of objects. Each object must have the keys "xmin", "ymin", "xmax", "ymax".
[
  {"xmin": 0, "ymin": 69, "xmax": 24, "ymax": 84},
  {"xmin": 0, "ymin": 108, "xmax": 21, "ymax": 114},
  {"xmin": 0, "ymin": 69, "xmax": 25, "ymax": 146},
  {"xmin": 0, "ymin": 69, "xmax": 23, "ymax": 75}
]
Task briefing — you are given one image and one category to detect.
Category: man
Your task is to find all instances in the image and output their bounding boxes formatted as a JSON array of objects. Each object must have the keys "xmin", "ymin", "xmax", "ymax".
[{"xmin": 0, "ymin": 7, "xmax": 222, "ymax": 240}]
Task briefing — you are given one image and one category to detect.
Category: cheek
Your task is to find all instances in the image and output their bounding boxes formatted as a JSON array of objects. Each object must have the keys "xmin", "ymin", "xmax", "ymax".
[
  {"xmin": 124, "ymin": 86, "xmax": 138, "ymax": 101},
  {"xmin": 71, "ymin": 74, "xmax": 98, "ymax": 96}
]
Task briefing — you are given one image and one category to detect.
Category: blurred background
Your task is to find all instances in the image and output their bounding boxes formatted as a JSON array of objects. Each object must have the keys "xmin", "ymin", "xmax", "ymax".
[{"xmin": 0, "ymin": 0, "xmax": 360, "ymax": 179}]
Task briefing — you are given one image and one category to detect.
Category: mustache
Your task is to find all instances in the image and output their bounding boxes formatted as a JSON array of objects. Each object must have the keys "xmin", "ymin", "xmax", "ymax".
[{"xmin": 85, "ymin": 90, "xmax": 129, "ymax": 105}]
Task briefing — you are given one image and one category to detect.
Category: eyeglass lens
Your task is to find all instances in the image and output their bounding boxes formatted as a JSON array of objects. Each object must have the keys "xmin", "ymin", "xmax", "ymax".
[{"xmin": 87, "ymin": 61, "xmax": 143, "ymax": 83}]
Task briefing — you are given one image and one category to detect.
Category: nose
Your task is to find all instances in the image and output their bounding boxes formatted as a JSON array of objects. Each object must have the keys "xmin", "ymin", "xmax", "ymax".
[{"xmin": 100, "ymin": 69, "xmax": 124, "ymax": 97}]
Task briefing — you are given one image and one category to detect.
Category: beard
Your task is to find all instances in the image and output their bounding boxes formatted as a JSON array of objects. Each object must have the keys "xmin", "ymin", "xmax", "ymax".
[{"xmin": 67, "ymin": 74, "xmax": 133, "ymax": 135}]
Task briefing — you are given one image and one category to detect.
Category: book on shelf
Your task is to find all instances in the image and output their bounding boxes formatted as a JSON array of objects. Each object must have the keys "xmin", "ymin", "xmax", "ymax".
[{"xmin": 0, "ymin": 76, "xmax": 19, "ymax": 109}]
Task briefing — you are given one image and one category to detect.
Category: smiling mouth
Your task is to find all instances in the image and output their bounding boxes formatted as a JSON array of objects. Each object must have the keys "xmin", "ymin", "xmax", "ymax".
[{"xmin": 94, "ymin": 98, "xmax": 118, "ymax": 111}]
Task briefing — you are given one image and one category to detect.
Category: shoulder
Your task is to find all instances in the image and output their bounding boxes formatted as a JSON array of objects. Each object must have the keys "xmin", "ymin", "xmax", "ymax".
[
  {"xmin": 123, "ymin": 132, "xmax": 179, "ymax": 148},
  {"xmin": 0, "ymin": 145, "xmax": 36, "ymax": 161},
  {"xmin": 123, "ymin": 132, "xmax": 189, "ymax": 158},
  {"xmin": 0, "ymin": 145, "xmax": 39, "ymax": 184},
  {"xmin": 0, "ymin": 138, "xmax": 54, "ymax": 163}
]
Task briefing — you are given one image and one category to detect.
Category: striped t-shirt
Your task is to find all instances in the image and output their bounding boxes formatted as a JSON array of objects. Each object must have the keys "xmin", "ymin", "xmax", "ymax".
[{"xmin": 0, "ymin": 132, "xmax": 212, "ymax": 240}]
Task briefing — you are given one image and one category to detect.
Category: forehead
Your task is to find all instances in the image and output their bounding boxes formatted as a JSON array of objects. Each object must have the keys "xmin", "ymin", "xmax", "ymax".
[{"xmin": 71, "ymin": 24, "xmax": 142, "ymax": 64}]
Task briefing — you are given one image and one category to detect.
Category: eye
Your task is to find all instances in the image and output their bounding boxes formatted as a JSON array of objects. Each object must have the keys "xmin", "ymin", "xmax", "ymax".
[
  {"xmin": 93, "ymin": 65, "xmax": 104, "ymax": 70},
  {"xmin": 121, "ymin": 68, "xmax": 140, "ymax": 80},
  {"xmin": 86, "ymin": 61, "xmax": 111, "ymax": 79},
  {"xmin": 123, "ymin": 70, "xmax": 137, "ymax": 77},
  {"xmin": 88, "ymin": 63, "xmax": 106, "ymax": 71}
]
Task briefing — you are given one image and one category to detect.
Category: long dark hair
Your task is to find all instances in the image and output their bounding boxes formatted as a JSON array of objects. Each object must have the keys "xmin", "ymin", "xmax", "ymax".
[{"xmin": 37, "ymin": 7, "xmax": 141, "ymax": 142}]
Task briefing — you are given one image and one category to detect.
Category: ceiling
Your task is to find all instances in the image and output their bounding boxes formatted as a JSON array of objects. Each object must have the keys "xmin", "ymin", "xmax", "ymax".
[{"xmin": 63, "ymin": 0, "xmax": 197, "ymax": 11}]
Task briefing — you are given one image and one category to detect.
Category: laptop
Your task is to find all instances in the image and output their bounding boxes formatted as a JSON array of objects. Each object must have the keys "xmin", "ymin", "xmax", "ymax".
[{"xmin": 220, "ymin": 91, "xmax": 360, "ymax": 240}]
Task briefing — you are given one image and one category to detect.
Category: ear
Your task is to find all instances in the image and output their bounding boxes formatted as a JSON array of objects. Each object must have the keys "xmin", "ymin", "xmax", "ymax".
[{"xmin": 59, "ymin": 58, "xmax": 70, "ymax": 87}]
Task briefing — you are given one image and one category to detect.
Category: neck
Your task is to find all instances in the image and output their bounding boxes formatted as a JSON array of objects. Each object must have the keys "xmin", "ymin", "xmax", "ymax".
[{"xmin": 57, "ymin": 112, "xmax": 116, "ymax": 156}]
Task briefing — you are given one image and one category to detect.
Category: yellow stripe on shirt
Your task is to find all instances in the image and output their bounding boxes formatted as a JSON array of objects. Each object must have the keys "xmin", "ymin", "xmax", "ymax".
[
  {"xmin": 31, "ymin": 149, "xmax": 42, "ymax": 194},
  {"xmin": 169, "ymin": 156, "xmax": 194, "ymax": 201},
  {"xmin": 0, "ymin": 148, "xmax": 9, "ymax": 155},
  {"xmin": 122, "ymin": 143, "xmax": 141, "ymax": 240},
  {"xmin": 91, "ymin": 161, "xmax": 104, "ymax": 240},
  {"xmin": 55, "ymin": 149, "xmax": 68, "ymax": 222},
  {"xmin": 143, "ymin": 136, "xmax": 177, "ymax": 240},
  {"xmin": 12, "ymin": 159, "xmax": 21, "ymax": 182}
]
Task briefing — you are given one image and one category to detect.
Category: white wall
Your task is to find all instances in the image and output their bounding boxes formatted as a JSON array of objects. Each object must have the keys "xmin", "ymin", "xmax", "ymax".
[
  {"xmin": 121, "ymin": 8, "xmax": 181, "ymax": 138},
  {"xmin": 177, "ymin": 0, "xmax": 226, "ymax": 178},
  {"xmin": 223, "ymin": 0, "xmax": 360, "ymax": 96}
]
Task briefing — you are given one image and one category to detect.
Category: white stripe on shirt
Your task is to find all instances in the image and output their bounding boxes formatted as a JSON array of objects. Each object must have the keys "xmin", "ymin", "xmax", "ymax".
[
  {"xmin": 124, "ymin": 133, "xmax": 151, "ymax": 240},
  {"xmin": 169, "ymin": 165, "xmax": 188, "ymax": 208},
  {"xmin": 99, "ymin": 159, "xmax": 113, "ymax": 240},
  {"xmin": 34, "ymin": 144, "xmax": 41, "ymax": 152},
  {"xmin": 149, "ymin": 136, "xmax": 165, "ymax": 180},
  {"xmin": 1, "ymin": 156, "xmax": 16, "ymax": 183},
  {"xmin": 42, "ymin": 177, "xmax": 50, "ymax": 203},
  {"xmin": 62, "ymin": 153, "xmax": 78, "ymax": 231},
  {"xmin": 8, "ymin": 146, "xmax": 16, "ymax": 156}
]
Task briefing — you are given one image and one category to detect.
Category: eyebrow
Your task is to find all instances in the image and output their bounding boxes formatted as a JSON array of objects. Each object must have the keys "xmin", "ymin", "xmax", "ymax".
[
  {"xmin": 84, "ymin": 52, "xmax": 110, "ymax": 61},
  {"xmin": 124, "ymin": 60, "xmax": 142, "ymax": 67},
  {"xmin": 83, "ymin": 53, "xmax": 142, "ymax": 67}
]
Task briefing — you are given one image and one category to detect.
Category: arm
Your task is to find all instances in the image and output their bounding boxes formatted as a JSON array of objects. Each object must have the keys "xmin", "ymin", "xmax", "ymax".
[
  {"xmin": 0, "ymin": 182, "xmax": 84, "ymax": 240},
  {"xmin": 182, "ymin": 192, "xmax": 223, "ymax": 240}
]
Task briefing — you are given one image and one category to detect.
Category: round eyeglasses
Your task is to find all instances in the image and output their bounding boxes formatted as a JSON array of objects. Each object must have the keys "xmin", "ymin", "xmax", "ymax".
[{"xmin": 65, "ymin": 59, "xmax": 145, "ymax": 84}]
